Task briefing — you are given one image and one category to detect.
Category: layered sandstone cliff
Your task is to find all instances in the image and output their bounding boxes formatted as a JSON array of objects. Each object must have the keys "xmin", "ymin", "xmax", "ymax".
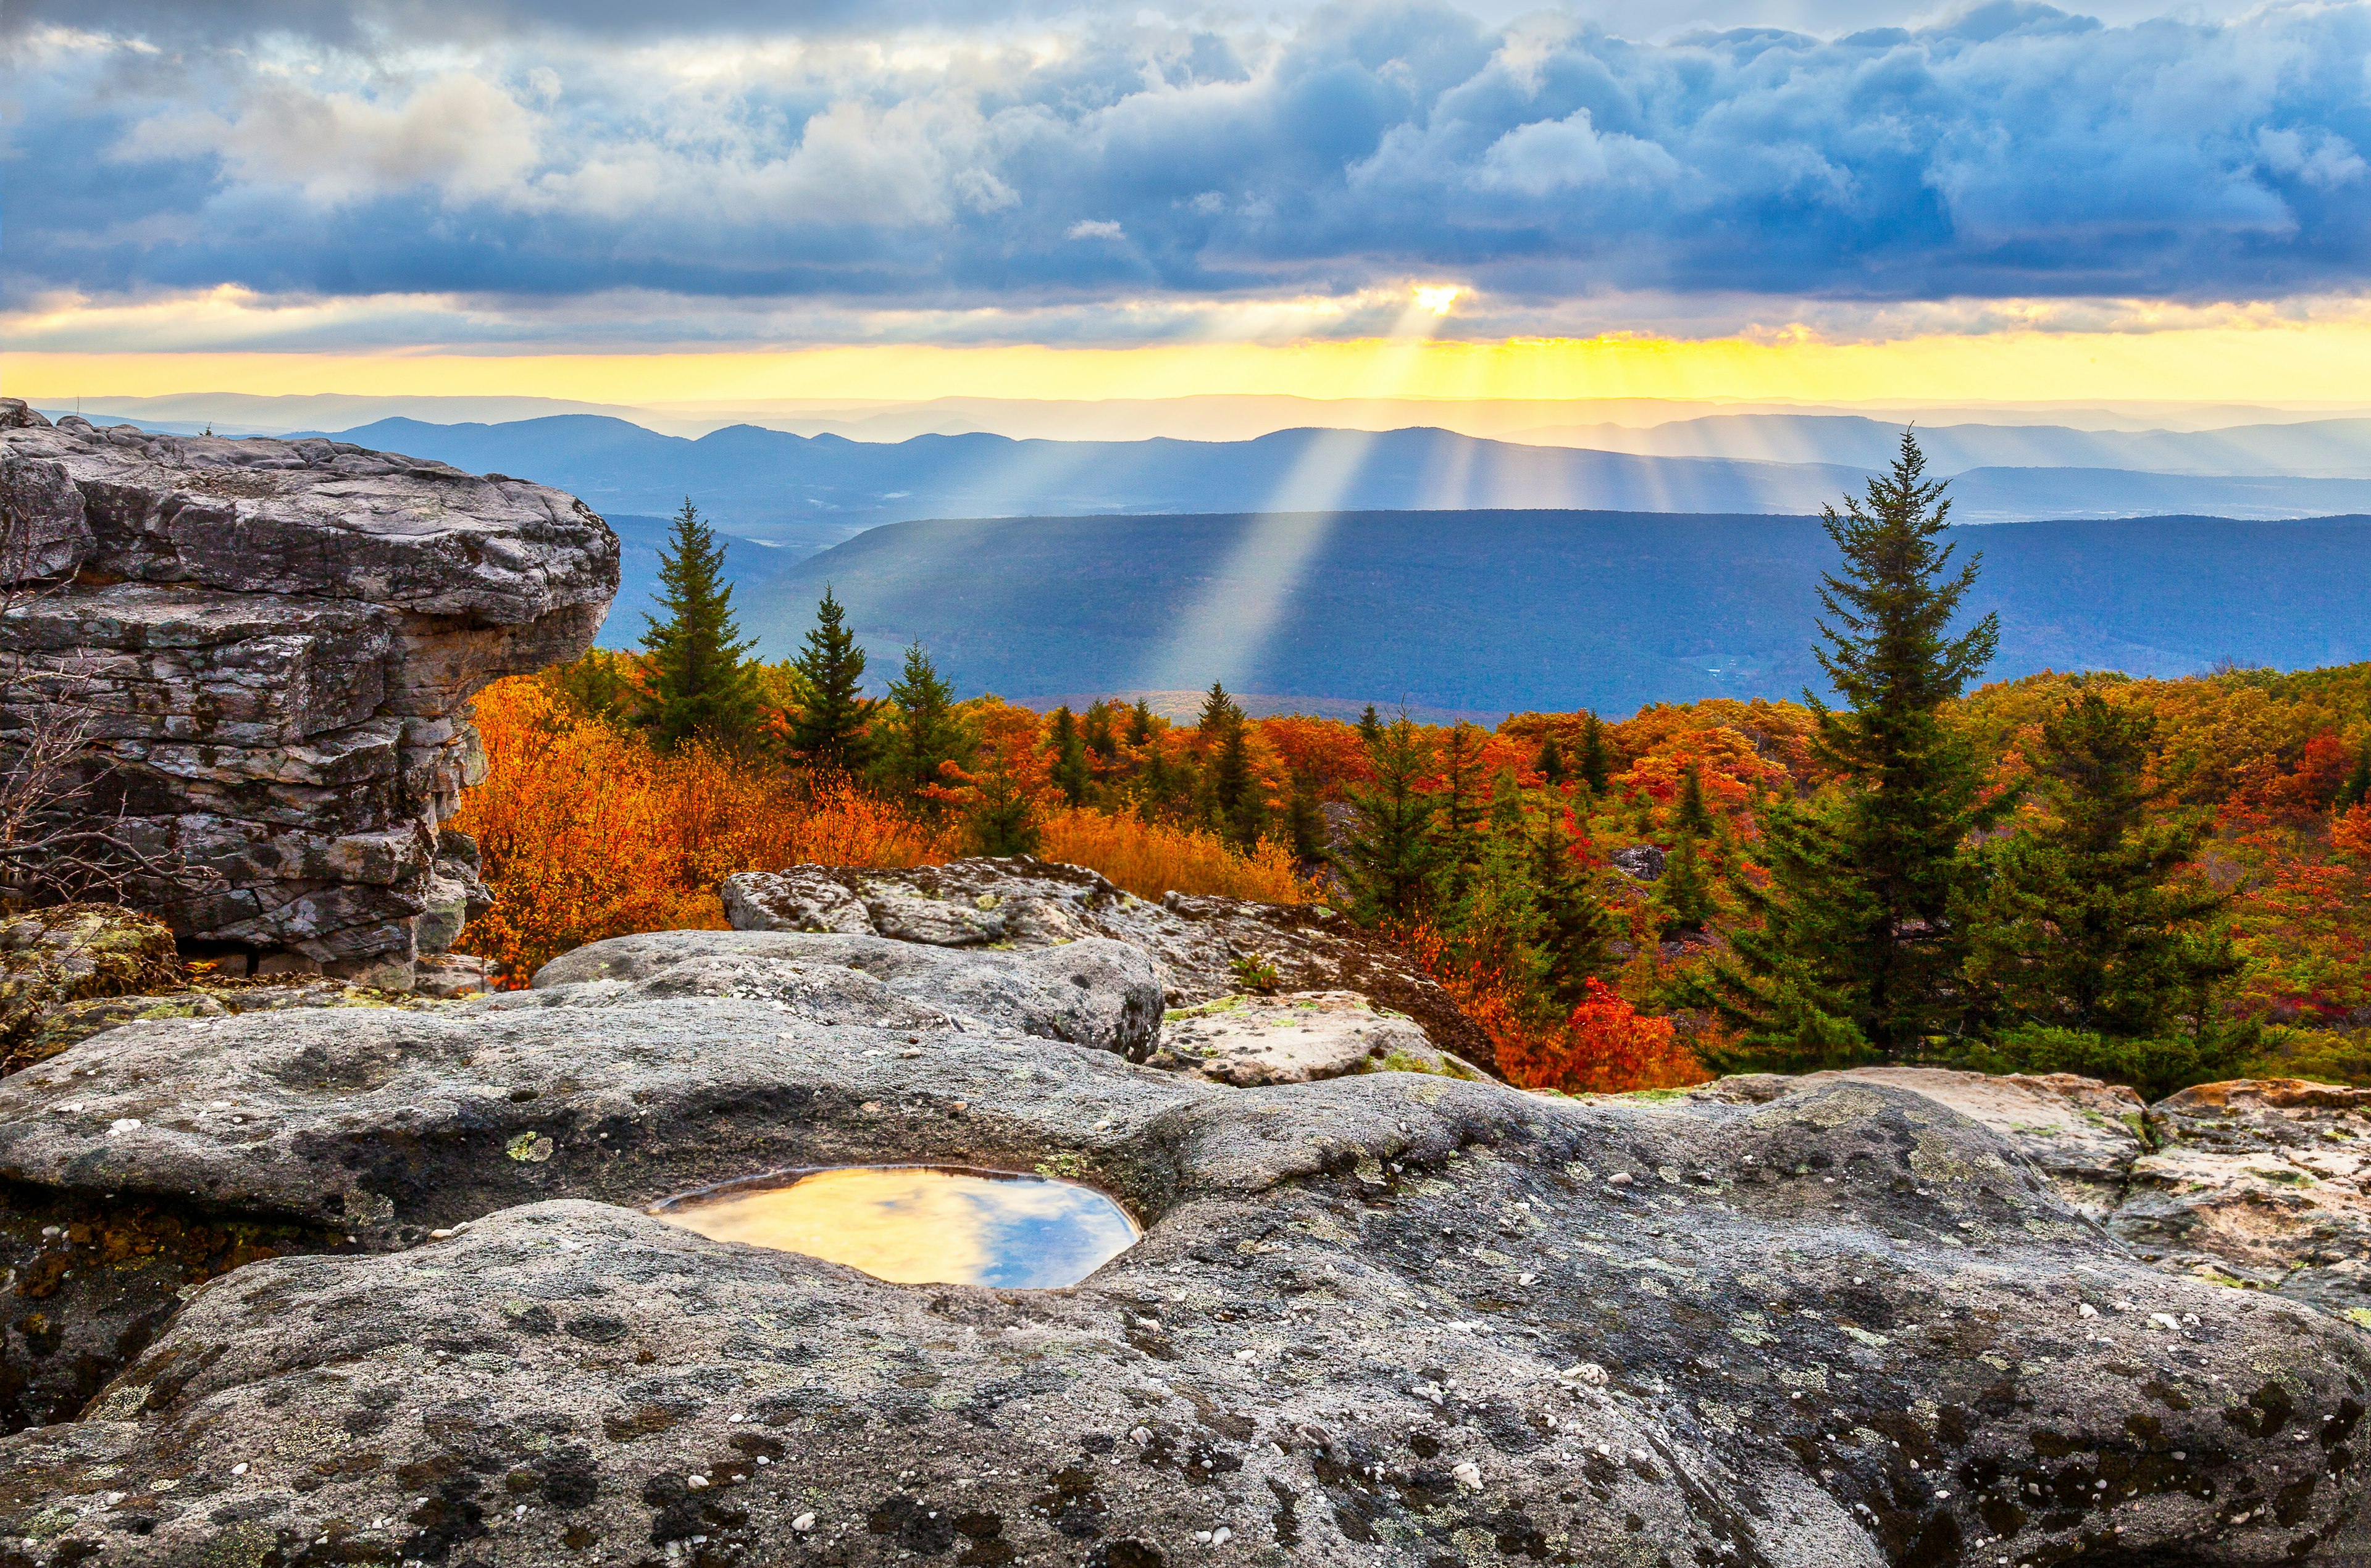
[{"xmin": 0, "ymin": 399, "xmax": 617, "ymax": 984}]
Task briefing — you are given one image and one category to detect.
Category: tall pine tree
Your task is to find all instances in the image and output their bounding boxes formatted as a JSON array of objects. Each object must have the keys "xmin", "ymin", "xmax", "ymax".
[
  {"xmin": 1197, "ymin": 683, "xmax": 1264, "ymax": 847},
  {"xmin": 1529, "ymin": 809, "xmax": 1616, "ymax": 1009},
  {"xmin": 639, "ymin": 498, "xmax": 761, "ymax": 749},
  {"xmin": 1575, "ymin": 712, "xmax": 1612, "ymax": 796},
  {"xmin": 1340, "ymin": 715, "xmax": 1441, "ymax": 924},
  {"xmin": 1672, "ymin": 762, "xmax": 1716, "ymax": 837},
  {"xmin": 1702, "ymin": 432, "xmax": 2005, "ymax": 1062},
  {"xmin": 877, "ymin": 644, "xmax": 967, "ymax": 803},
  {"xmin": 785, "ymin": 588, "xmax": 874, "ymax": 773},
  {"xmin": 1049, "ymin": 707, "xmax": 1091, "ymax": 806},
  {"xmin": 1961, "ymin": 690, "xmax": 2244, "ymax": 1040}
]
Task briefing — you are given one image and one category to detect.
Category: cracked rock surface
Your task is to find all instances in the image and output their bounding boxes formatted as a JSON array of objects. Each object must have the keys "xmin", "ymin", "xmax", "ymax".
[
  {"xmin": 0, "ymin": 399, "xmax": 617, "ymax": 977},
  {"xmin": 2113, "ymin": 1080, "xmax": 2371, "ymax": 1319},
  {"xmin": 2, "ymin": 985, "xmax": 2369, "ymax": 1564},
  {"xmin": 1154, "ymin": 991, "xmax": 1486, "ymax": 1087},
  {"xmin": 719, "ymin": 858, "xmax": 1494, "ymax": 1067}
]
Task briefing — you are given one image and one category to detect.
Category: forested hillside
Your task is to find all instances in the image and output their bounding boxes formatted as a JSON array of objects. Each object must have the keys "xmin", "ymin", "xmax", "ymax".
[{"xmin": 743, "ymin": 509, "xmax": 2371, "ymax": 715}]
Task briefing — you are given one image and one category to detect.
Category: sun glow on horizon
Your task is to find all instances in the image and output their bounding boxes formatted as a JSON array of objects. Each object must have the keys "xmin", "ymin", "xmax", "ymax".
[{"xmin": 12, "ymin": 310, "xmax": 2371, "ymax": 413}]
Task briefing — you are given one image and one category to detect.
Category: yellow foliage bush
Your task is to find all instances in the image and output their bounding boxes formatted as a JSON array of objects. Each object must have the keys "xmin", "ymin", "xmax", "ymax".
[
  {"xmin": 1037, "ymin": 809, "xmax": 1312, "ymax": 904},
  {"xmin": 451, "ymin": 679, "xmax": 953, "ymax": 977}
]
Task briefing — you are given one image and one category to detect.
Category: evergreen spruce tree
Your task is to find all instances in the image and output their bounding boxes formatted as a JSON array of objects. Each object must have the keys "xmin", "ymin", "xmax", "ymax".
[
  {"xmin": 878, "ymin": 644, "xmax": 968, "ymax": 802},
  {"xmin": 1657, "ymin": 833, "xmax": 1713, "ymax": 935},
  {"xmin": 1961, "ymin": 690, "xmax": 2246, "ymax": 1041},
  {"xmin": 1049, "ymin": 706, "xmax": 1090, "ymax": 806},
  {"xmin": 1339, "ymin": 715, "xmax": 1441, "ymax": 924},
  {"xmin": 1529, "ymin": 812, "xmax": 1616, "ymax": 1009},
  {"xmin": 1537, "ymin": 735, "xmax": 1567, "ymax": 786},
  {"xmin": 1197, "ymin": 683, "xmax": 1264, "ymax": 846},
  {"xmin": 638, "ymin": 497, "xmax": 761, "ymax": 749},
  {"xmin": 966, "ymin": 764, "xmax": 1040, "ymax": 857},
  {"xmin": 1430, "ymin": 724, "xmax": 1493, "ymax": 892},
  {"xmin": 2338, "ymin": 740, "xmax": 2371, "ymax": 812},
  {"xmin": 1449, "ymin": 776, "xmax": 1550, "ymax": 999},
  {"xmin": 1082, "ymin": 702, "xmax": 1119, "ymax": 765},
  {"xmin": 1673, "ymin": 762, "xmax": 1716, "ymax": 838},
  {"xmin": 1701, "ymin": 432, "xmax": 2005, "ymax": 1061},
  {"xmin": 785, "ymin": 587, "xmax": 875, "ymax": 773},
  {"xmin": 1357, "ymin": 704, "xmax": 1385, "ymax": 752},
  {"xmin": 1127, "ymin": 701, "xmax": 1156, "ymax": 749},
  {"xmin": 1575, "ymin": 712, "xmax": 1612, "ymax": 796},
  {"xmin": 1284, "ymin": 772, "xmax": 1331, "ymax": 863}
]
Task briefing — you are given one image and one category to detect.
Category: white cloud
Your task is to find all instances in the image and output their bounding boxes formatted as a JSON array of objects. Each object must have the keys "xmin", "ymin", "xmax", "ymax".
[
  {"xmin": 117, "ymin": 72, "xmax": 542, "ymax": 204},
  {"xmin": 1476, "ymin": 109, "xmax": 1681, "ymax": 194},
  {"xmin": 1067, "ymin": 218, "xmax": 1124, "ymax": 238}
]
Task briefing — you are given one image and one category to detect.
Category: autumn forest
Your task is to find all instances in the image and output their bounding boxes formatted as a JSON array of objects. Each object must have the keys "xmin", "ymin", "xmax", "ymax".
[{"xmin": 454, "ymin": 437, "xmax": 2371, "ymax": 1100}]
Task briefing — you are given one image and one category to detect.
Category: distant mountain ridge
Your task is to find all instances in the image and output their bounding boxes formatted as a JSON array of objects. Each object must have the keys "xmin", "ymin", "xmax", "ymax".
[
  {"xmin": 281, "ymin": 416, "xmax": 2371, "ymax": 551},
  {"xmin": 738, "ymin": 509, "xmax": 2371, "ymax": 717}
]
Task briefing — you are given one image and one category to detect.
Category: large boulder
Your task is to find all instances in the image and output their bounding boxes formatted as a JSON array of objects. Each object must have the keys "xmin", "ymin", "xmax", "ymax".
[
  {"xmin": 0, "ymin": 904, "xmax": 182, "ymax": 1072},
  {"xmin": 721, "ymin": 858, "xmax": 1495, "ymax": 1067},
  {"xmin": 1155, "ymin": 990, "xmax": 1487, "ymax": 1086},
  {"xmin": 1700, "ymin": 1067, "xmax": 2151, "ymax": 1222},
  {"xmin": 0, "ymin": 401, "xmax": 617, "ymax": 982},
  {"xmin": 2, "ymin": 986, "xmax": 2369, "ymax": 1564},
  {"xmin": 527, "ymin": 928, "xmax": 1166, "ymax": 1059}
]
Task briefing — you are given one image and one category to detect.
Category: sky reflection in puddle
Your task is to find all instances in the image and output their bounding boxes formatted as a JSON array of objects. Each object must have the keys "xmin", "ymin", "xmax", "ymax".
[{"xmin": 650, "ymin": 1166, "xmax": 1140, "ymax": 1288}]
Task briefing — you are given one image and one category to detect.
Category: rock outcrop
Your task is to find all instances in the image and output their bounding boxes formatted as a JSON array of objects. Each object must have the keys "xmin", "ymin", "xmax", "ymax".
[
  {"xmin": 0, "ymin": 400, "xmax": 616, "ymax": 986},
  {"xmin": 1154, "ymin": 990, "xmax": 1487, "ymax": 1085},
  {"xmin": 1701, "ymin": 1066, "xmax": 2371, "ymax": 1329},
  {"xmin": 2117, "ymin": 1079, "xmax": 2371, "ymax": 1319},
  {"xmin": 0, "ymin": 904, "xmax": 182, "ymax": 1072},
  {"xmin": 721, "ymin": 858, "xmax": 1496, "ymax": 1066},
  {"xmin": 3, "ymin": 942, "xmax": 2370, "ymax": 1564}
]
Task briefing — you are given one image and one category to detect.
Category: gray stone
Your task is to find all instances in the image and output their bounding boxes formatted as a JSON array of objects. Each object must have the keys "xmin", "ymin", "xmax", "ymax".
[
  {"xmin": 1156, "ymin": 990, "xmax": 1488, "ymax": 1086},
  {"xmin": 1608, "ymin": 844, "xmax": 1666, "ymax": 881},
  {"xmin": 723, "ymin": 857, "xmax": 1495, "ymax": 1067},
  {"xmin": 2113, "ymin": 1078, "xmax": 2371, "ymax": 1319},
  {"xmin": 0, "ymin": 400, "xmax": 617, "ymax": 970},
  {"xmin": 413, "ymin": 953, "xmax": 493, "ymax": 998},
  {"xmin": 1, "ymin": 998, "xmax": 2365, "ymax": 1564},
  {"xmin": 529, "ymin": 928, "xmax": 1165, "ymax": 1059},
  {"xmin": 1700, "ymin": 1067, "xmax": 2149, "ymax": 1221}
]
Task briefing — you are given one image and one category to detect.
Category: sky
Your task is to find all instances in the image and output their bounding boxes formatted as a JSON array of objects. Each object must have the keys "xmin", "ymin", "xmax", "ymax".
[{"xmin": 6, "ymin": 0, "xmax": 2370, "ymax": 408}]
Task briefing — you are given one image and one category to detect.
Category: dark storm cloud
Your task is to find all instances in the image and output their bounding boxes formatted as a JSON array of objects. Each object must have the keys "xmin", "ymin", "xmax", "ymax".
[{"xmin": 9, "ymin": 0, "xmax": 2369, "ymax": 324}]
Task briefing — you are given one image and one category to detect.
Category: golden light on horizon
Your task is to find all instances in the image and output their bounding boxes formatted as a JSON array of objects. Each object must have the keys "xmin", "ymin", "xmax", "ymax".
[{"xmin": 10, "ymin": 313, "xmax": 2371, "ymax": 411}]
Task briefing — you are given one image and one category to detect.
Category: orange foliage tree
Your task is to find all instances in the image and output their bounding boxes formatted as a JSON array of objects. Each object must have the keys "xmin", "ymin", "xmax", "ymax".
[
  {"xmin": 1398, "ymin": 924, "xmax": 1708, "ymax": 1095},
  {"xmin": 452, "ymin": 677, "xmax": 952, "ymax": 978}
]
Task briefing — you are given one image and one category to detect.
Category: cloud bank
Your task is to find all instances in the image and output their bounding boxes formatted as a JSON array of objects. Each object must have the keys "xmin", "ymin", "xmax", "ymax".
[{"xmin": 7, "ymin": 0, "xmax": 2370, "ymax": 346}]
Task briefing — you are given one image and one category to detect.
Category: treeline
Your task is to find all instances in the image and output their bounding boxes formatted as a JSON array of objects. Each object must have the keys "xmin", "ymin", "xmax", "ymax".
[{"xmin": 468, "ymin": 453, "xmax": 2371, "ymax": 1098}]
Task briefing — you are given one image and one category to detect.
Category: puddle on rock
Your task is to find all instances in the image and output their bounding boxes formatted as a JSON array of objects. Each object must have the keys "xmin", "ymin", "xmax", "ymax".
[{"xmin": 649, "ymin": 1166, "xmax": 1139, "ymax": 1288}]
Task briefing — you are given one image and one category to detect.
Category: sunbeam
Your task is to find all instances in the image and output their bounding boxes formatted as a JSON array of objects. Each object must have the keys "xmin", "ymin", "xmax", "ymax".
[{"xmin": 1129, "ymin": 289, "xmax": 1456, "ymax": 693}]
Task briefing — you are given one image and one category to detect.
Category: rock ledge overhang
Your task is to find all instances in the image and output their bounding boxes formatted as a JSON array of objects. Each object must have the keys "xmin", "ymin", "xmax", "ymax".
[{"xmin": 0, "ymin": 399, "xmax": 618, "ymax": 977}]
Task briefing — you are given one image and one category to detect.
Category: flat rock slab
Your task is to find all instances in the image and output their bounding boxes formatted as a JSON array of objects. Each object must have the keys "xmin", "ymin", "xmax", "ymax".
[
  {"xmin": 720, "ymin": 858, "xmax": 1495, "ymax": 1067},
  {"xmin": 0, "ymin": 407, "xmax": 616, "ymax": 624},
  {"xmin": 2114, "ymin": 1079, "xmax": 2371, "ymax": 1319},
  {"xmin": 3, "ymin": 1007, "xmax": 2369, "ymax": 1565},
  {"xmin": 1156, "ymin": 991, "xmax": 1486, "ymax": 1086},
  {"xmin": 1703, "ymin": 1067, "xmax": 2149, "ymax": 1220},
  {"xmin": 529, "ymin": 929, "xmax": 1165, "ymax": 1061}
]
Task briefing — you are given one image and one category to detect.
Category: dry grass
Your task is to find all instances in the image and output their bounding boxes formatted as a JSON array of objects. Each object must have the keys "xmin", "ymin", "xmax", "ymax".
[{"xmin": 1037, "ymin": 808, "xmax": 1313, "ymax": 904}]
